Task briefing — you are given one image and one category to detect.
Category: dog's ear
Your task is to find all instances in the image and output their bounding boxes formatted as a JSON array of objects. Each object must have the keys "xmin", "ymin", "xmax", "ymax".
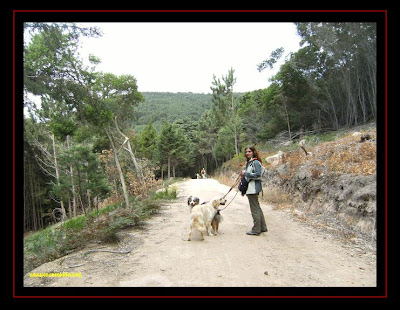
[
  {"xmin": 195, "ymin": 197, "xmax": 199, "ymax": 203},
  {"xmin": 187, "ymin": 196, "xmax": 192, "ymax": 204}
]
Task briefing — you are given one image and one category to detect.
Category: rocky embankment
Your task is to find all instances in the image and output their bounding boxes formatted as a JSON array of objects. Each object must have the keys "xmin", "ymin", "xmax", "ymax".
[
  {"xmin": 262, "ymin": 129, "xmax": 377, "ymax": 250},
  {"xmin": 266, "ymin": 164, "xmax": 376, "ymax": 244}
]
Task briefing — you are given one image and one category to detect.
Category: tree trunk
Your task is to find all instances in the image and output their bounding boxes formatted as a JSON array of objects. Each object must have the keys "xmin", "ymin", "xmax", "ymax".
[
  {"xmin": 51, "ymin": 133, "xmax": 66, "ymax": 221},
  {"xmin": 24, "ymin": 161, "xmax": 27, "ymax": 232},
  {"xmin": 167, "ymin": 156, "xmax": 171, "ymax": 179},
  {"xmin": 324, "ymin": 85, "xmax": 339, "ymax": 130},
  {"xmin": 66, "ymin": 135, "xmax": 76, "ymax": 218},
  {"xmin": 114, "ymin": 117, "xmax": 144, "ymax": 180},
  {"xmin": 282, "ymin": 96, "xmax": 292, "ymax": 140},
  {"xmin": 37, "ymin": 181, "xmax": 43, "ymax": 229},
  {"xmin": 87, "ymin": 189, "xmax": 91, "ymax": 211},
  {"xmin": 76, "ymin": 166, "xmax": 86, "ymax": 216},
  {"xmin": 30, "ymin": 172, "xmax": 37, "ymax": 231},
  {"xmin": 105, "ymin": 127, "xmax": 130, "ymax": 208},
  {"xmin": 68, "ymin": 198, "xmax": 72, "ymax": 220}
]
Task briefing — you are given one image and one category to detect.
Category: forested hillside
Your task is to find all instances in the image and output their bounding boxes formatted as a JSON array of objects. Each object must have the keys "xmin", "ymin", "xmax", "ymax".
[
  {"xmin": 22, "ymin": 22, "xmax": 377, "ymax": 234},
  {"xmin": 134, "ymin": 92, "xmax": 213, "ymax": 132}
]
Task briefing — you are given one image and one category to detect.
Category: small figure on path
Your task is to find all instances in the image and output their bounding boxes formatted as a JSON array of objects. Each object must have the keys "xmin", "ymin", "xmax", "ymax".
[{"xmin": 201, "ymin": 167, "xmax": 206, "ymax": 179}]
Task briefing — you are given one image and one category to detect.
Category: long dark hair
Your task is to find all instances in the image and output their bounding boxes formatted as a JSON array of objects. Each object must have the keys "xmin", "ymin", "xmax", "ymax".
[{"xmin": 244, "ymin": 145, "xmax": 263, "ymax": 164}]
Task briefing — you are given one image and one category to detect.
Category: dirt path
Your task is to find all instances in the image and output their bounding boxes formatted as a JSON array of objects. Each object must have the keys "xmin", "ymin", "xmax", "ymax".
[{"xmin": 24, "ymin": 178, "xmax": 376, "ymax": 288}]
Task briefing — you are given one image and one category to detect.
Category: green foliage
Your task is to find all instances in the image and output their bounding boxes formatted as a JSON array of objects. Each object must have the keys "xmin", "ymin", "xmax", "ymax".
[
  {"xmin": 292, "ymin": 22, "xmax": 377, "ymax": 128},
  {"xmin": 24, "ymin": 189, "xmax": 173, "ymax": 274},
  {"xmin": 150, "ymin": 185, "xmax": 178, "ymax": 200},
  {"xmin": 136, "ymin": 122, "xmax": 158, "ymax": 160},
  {"xmin": 24, "ymin": 22, "xmax": 145, "ymax": 228},
  {"xmin": 214, "ymin": 121, "xmax": 240, "ymax": 162},
  {"xmin": 210, "ymin": 68, "xmax": 236, "ymax": 127},
  {"xmin": 62, "ymin": 215, "xmax": 86, "ymax": 231},
  {"xmin": 257, "ymin": 47, "xmax": 285, "ymax": 71},
  {"xmin": 48, "ymin": 116, "xmax": 76, "ymax": 140},
  {"xmin": 24, "ymin": 227, "xmax": 67, "ymax": 272},
  {"xmin": 93, "ymin": 73, "xmax": 144, "ymax": 123},
  {"xmin": 238, "ymin": 88, "xmax": 274, "ymax": 142},
  {"xmin": 56, "ymin": 143, "xmax": 111, "ymax": 202},
  {"xmin": 255, "ymin": 22, "xmax": 377, "ymax": 132},
  {"xmin": 24, "ymin": 23, "xmax": 100, "ymax": 103},
  {"xmin": 154, "ymin": 122, "xmax": 195, "ymax": 177},
  {"xmin": 190, "ymin": 68, "xmax": 243, "ymax": 169},
  {"xmin": 134, "ymin": 92, "xmax": 212, "ymax": 132}
]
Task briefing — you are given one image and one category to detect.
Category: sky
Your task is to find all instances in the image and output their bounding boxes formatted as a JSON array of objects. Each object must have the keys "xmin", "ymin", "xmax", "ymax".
[{"xmin": 77, "ymin": 22, "xmax": 302, "ymax": 94}]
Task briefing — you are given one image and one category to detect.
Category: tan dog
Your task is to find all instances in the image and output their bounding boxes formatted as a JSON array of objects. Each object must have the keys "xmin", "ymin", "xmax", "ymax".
[
  {"xmin": 187, "ymin": 197, "xmax": 226, "ymax": 241},
  {"xmin": 211, "ymin": 210, "xmax": 223, "ymax": 235}
]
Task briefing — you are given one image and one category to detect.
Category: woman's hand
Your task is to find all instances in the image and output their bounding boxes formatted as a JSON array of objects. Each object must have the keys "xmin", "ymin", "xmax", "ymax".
[{"xmin": 240, "ymin": 170, "xmax": 246, "ymax": 177}]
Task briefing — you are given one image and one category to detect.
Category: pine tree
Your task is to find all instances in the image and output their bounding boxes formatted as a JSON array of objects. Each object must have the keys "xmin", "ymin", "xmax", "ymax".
[{"xmin": 136, "ymin": 122, "xmax": 158, "ymax": 161}]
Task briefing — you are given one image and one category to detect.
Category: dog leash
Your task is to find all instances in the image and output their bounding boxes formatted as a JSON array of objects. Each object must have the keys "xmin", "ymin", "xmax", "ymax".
[
  {"xmin": 221, "ymin": 173, "xmax": 242, "ymax": 199},
  {"xmin": 217, "ymin": 173, "xmax": 242, "ymax": 211},
  {"xmin": 218, "ymin": 190, "xmax": 239, "ymax": 211}
]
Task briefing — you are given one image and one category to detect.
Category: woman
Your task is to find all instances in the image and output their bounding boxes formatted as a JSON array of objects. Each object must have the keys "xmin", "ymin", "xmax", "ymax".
[{"xmin": 240, "ymin": 146, "xmax": 268, "ymax": 236}]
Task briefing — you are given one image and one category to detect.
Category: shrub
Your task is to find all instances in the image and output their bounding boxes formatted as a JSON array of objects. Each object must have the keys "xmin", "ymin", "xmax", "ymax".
[{"xmin": 24, "ymin": 185, "xmax": 173, "ymax": 274}]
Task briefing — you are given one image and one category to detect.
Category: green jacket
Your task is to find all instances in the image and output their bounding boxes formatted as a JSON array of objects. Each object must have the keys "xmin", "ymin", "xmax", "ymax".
[{"xmin": 244, "ymin": 158, "xmax": 262, "ymax": 195}]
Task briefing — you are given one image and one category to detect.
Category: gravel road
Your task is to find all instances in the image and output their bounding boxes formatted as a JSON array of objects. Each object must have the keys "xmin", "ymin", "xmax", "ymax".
[{"xmin": 24, "ymin": 178, "xmax": 376, "ymax": 289}]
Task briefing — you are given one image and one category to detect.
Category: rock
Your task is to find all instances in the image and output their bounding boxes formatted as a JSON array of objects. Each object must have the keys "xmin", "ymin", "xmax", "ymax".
[
  {"xmin": 360, "ymin": 133, "xmax": 372, "ymax": 143},
  {"xmin": 284, "ymin": 140, "xmax": 293, "ymax": 146},
  {"xmin": 266, "ymin": 151, "xmax": 284, "ymax": 167},
  {"xmin": 311, "ymin": 169, "xmax": 321, "ymax": 180}
]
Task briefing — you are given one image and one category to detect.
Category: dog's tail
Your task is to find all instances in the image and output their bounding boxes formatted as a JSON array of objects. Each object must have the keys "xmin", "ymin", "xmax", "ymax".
[{"xmin": 193, "ymin": 217, "xmax": 206, "ymax": 232}]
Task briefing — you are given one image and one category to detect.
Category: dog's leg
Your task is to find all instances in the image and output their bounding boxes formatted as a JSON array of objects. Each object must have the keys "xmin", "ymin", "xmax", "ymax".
[
  {"xmin": 187, "ymin": 227, "xmax": 192, "ymax": 241},
  {"xmin": 206, "ymin": 221, "xmax": 214, "ymax": 236},
  {"xmin": 211, "ymin": 220, "xmax": 217, "ymax": 235},
  {"xmin": 213, "ymin": 220, "xmax": 218, "ymax": 235}
]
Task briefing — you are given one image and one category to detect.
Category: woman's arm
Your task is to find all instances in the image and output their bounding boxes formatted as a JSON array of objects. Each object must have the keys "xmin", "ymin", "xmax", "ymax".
[{"xmin": 244, "ymin": 160, "xmax": 261, "ymax": 179}]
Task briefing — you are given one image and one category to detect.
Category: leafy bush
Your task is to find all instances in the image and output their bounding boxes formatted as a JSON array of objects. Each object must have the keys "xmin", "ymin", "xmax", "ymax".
[
  {"xmin": 62, "ymin": 215, "xmax": 86, "ymax": 231},
  {"xmin": 150, "ymin": 185, "xmax": 178, "ymax": 200}
]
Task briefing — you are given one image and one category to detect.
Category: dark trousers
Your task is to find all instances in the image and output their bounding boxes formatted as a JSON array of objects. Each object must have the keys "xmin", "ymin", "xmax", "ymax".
[{"xmin": 247, "ymin": 194, "xmax": 267, "ymax": 233}]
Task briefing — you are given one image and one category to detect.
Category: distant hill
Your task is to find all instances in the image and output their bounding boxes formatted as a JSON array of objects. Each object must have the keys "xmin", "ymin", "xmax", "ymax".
[{"xmin": 133, "ymin": 92, "xmax": 213, "ymax": 132}]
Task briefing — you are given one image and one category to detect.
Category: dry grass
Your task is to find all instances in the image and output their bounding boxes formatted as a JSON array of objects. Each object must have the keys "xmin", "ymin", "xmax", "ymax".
[
  {"xmin": 259, "ymin": 186, "xmax": 292, "ymax": 209},
  {"xmin": 272, "ymin": 129, "xmax": 376, "ymax": 179},
  {"xmin": 318, "ymin": 135, "xmax": 376, "ymax": 175}
]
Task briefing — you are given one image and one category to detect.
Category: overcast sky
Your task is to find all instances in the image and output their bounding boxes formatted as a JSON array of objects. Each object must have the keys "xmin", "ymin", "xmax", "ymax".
[{"xmin": 78, "ymin": 22, "xmax": 302, "ymax": 94}]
